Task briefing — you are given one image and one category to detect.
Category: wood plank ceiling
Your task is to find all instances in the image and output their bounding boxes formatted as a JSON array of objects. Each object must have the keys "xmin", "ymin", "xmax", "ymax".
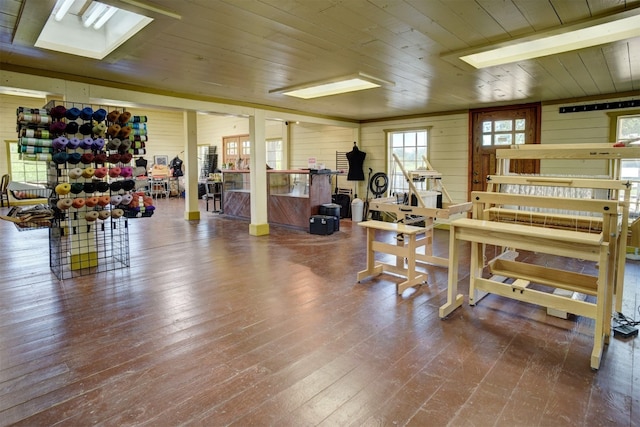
[{"xmin": 1, "ymin": 0, "xmax": 639, "ymax": 121}]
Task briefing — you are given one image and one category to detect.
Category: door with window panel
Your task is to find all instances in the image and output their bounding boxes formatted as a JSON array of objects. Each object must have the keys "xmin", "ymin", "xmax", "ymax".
[
  {"xmin": 223, "ymin": 134, "xmax": 250, "ymax": 169},
  {"xmin": 470, "ymin": 104, "xmax": 540, "ymax": 193}
]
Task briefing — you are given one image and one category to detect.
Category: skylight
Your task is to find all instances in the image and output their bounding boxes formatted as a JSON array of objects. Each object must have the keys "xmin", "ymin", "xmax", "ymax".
[{"xmin": 35, "ymin": 0, "xmax": 153, "ymax": 60}]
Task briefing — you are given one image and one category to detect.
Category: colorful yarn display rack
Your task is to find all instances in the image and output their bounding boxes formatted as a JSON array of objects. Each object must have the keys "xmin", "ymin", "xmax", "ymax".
[{"xmin": 15, "ymin": 101, "xmax": 155, "ymax": 279}]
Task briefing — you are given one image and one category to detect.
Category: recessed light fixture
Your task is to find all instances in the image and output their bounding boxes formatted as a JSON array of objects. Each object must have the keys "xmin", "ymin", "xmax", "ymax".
[
  {"xmin": 35, "ymin": 0, "xmax": 154, "ymax": 60},
  {"xmin": 455, "ymin": 9, "xmax": 640, "ymax": 69},
  {"xmin": 270, "ymin": 73, "xmax": 393, "ymax": 99}
]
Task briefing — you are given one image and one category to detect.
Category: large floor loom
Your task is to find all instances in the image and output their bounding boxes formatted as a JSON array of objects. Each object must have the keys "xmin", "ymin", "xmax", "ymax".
[{"xmin": 439, "ymin": 143, "xmax": 640, "ymax": 370}]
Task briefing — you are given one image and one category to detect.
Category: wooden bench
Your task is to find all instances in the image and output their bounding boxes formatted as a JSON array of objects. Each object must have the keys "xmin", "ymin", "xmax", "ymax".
[
  {"xmin": 439, "ymin": 217, "xmax": 612, "ymax": 370},
  {"xmin": 357, "ymin": 220, "xmax": 428, "ymax": 295}
]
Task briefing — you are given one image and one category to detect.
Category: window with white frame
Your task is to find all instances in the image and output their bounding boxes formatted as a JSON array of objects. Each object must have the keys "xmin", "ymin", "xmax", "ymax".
[
  {"xmin": 7, "ymin": 141, "xmax": 49, "ymax": 184},
  {"xmin": 388, "ymin": 129, "xmax": 429, "ymax": 194},
  {"xmin": 618, "ymin": 114, "xmax": 640, "ymax": 179},
  {"xmin": 617, "ymin": 113, "xmax": 640, "ymax": 217},
  {"xmin": 266, "ymin": 138, "xmax": 283, "ymax": 170}
]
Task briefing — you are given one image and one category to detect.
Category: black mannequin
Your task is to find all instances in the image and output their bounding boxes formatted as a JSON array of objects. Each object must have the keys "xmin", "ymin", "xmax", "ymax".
[
  {"xmin": 346, "ymin": 142, "xmax": 366, "ymax": 181},
  {"xmin": 135, "ymin": 156, "xmax": 148, "ymax": 169},
  {"xmin": 169, "ymin": 156, "xmax": 184, "ymax": 177}
]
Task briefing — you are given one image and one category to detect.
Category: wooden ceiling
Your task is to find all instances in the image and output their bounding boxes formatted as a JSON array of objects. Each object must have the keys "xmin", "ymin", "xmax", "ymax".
[{"xmin": 1, "ymin": 0, "xmax": 639, "ymax": 121}]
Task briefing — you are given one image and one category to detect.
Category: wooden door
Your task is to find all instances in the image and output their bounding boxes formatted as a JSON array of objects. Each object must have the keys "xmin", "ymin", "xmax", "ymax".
[
  {"xmin": 222, "ymin": 134, "xmax": 250, "ymax": 169},
  {"xmin": 470, "ymin": 103, "xmax": 541, "ymax": 194}
]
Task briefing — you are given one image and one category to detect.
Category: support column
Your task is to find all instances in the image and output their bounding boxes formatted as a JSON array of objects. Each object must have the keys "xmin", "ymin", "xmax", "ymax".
[
  {"xmin": 183, "ymin": 110, "xmax": 200, "ymax": 220},
  {"xmin": 249, "ymin": 110, "xmax": 269, "ymax": 236}
]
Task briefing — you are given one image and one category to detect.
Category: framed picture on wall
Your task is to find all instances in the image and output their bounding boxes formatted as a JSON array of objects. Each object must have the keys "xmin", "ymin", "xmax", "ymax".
[{"xmin": 154, "ymin": 155, "xmax": 169, "ymax": 166}]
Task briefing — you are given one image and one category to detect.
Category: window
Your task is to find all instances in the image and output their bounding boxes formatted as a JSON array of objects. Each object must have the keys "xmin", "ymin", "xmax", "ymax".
[
  {"xmin": 388, "ymin": 129, "xmax": 428, "ymax": 193},
  {"xmin": 266, "ymin": 138, "xmax": 283, "ymax": 170},
  {"xmin": 617, "ymin": 114, "xmax": 640, "ymax": 143},
  {"xmin": 6, "ymin": 141, "xmax": 49, "ymax": 184},
  {"xmin": 223, "ymin": 134, "xmax": 250, "ymax": 169},
  {"xmin": 614, "ymin": 113, "xmax": 640, "ymax": 217},
  {"xmin": 618, "ymin": 114, "xmax": 640, "ymax": 180},
  {"xmin": 223, "ymin": 135, "xmax": 284, "ymax": 170},
  {"xmin": 482, "ymin": 118, "xmax": 526, "ymax": 146}
]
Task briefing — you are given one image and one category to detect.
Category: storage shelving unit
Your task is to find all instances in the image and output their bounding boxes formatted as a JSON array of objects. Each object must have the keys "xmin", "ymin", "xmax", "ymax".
[{"xmin": 12, "ymin": 101, "xmax": 154, "ymax": 279}]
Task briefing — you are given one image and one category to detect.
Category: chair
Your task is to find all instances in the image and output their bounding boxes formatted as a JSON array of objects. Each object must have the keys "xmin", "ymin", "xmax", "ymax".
[{"xmin": 0, "ymin": 174, "xmax": 9, "ymax": 207}]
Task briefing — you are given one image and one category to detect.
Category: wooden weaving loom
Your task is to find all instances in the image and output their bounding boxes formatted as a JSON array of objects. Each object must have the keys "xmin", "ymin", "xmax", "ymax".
[
  {"xmin": 368, "ymin": 154, "xmax": 472, "ymax": 267},
  {"xmin": 439, "ymin": 144, "xmax": 637, "ymax": 370}
]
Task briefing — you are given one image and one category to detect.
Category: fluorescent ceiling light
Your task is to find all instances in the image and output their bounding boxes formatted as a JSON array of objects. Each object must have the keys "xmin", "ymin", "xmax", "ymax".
[
  {"xmin": 271, "ymin": 73, "xmax": 392, "ymax": 99},
  {"xmin": 283, "ymin": 78, "xmax": 380, "ymax": 99},
  {"xmin": 54, "ymin": 0, "xmax": 75, "ymax": 21},
  {"xmin": 93, "ymin": 6, "xmax": 118, "ymax": 29},
  {"xmin": 82, "ymin": 2, "xmax": 108, "ymax": 27},
  {"xmin": 457, "ymin": 10, "xmax": 640, "ymax": 68},
  {"xmin": 36, "ymin": 0, "xmax": 153, "ymax": 60}
]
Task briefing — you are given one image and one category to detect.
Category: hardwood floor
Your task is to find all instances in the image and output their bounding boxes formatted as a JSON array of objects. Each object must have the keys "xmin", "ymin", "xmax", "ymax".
[{"xmin": 1, "ymin": 198, "xmax": 638, "ymax": 426}]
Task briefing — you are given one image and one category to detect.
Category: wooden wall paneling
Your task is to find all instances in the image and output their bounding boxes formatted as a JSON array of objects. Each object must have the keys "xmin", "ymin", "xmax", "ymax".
[
  {"xmin": 405, "ymin": 0, "xmax": 497, "ymax": 44},
  {"xmin": 577, "ymin": 48, "xmax": 618, "ymax": 94},
  {"xmin": 600, "ymin": 41, "xmax": 635, "ymax": 93},
  {"xmin": 126, "ymin": 108, "xmax": 184, "ymax": 163},
  {"xmin": 1, "ymin": 94, "xmax": 47, "ymax": 174},
  {"xmin": 4, "ymin": 1, "xmax": 639, "ymax": 121},
  {"xmin": 474, "ymin": 0, "xmax": 536, "ymax": 36},
  {"xmin": 550, "ymin": 0, "xmax": 596, "ymax": 22},
  {"xmin": 512, "ymin": 0, "xmax": 562, "ymax": 30},
  {"xmin": 630, "ymin": 38, "xmax": 640, "ymax": 91},
  {"xmin": 537, "ymin": 55, "xmax": 593, "ymax": 98},
  {"xmin": 289, "ymin": 123, "xmax": 353, "ymax": 170}
]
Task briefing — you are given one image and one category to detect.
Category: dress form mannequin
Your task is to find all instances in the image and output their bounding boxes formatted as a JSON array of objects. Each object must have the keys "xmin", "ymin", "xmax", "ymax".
[
  {"xmin": 135, "ymin": 156, "xmax": 148, "ymax": 169},
  {"xmin": 346, "ymin": 142, "xmax": 366, "ymax": 181},
  {"xmin": 169, "ymin": 156, "xmax": 184, "ymax": 177}
]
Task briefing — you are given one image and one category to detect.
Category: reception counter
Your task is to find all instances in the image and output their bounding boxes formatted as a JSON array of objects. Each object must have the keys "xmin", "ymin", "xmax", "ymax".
[{"xmin": 222, "ymin": 170, "xmax": 333, "ymax": 229}]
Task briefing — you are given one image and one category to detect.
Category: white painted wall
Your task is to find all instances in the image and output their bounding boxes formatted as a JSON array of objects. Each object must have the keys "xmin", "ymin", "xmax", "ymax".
[
  {"xmin": 360, "ymin": 113, "xmax": 469, "ymax": 203},
  {"xmin": 538, "ymin": 98, "xmax": 636, "ymax": 176},
  {"xmin": 1, "ymin": 69, "xmax": 637, "ymax": 208}
]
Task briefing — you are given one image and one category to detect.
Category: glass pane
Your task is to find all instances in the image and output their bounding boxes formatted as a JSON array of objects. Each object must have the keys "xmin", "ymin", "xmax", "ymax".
[
  {"xmin": 621, "ymin": 160, "xmax": 640, "ymax": 179},
  {"xmin": 389, "ymin": 130, "xmax": 428, "ymax": 192},
  {"xmin": 416, "ymin": 132, "xmax": 427, "ymax": 147},
  {"xmin": 483, "ymin": 135, "xmax": 492, "ymax": 146},
  {"xmin": 495, "ymin": 120, "xmax": 512, "ymax": 131},
  {"xmin": 9, "ymin": 143, "xmax": 48, "ymax": 183},
  {"xmin": 482, "ymin": 121, "xmax": 492, "ymax": 133},
  {"xmin": 403, "ymin": 147, "xmax": 417, "ymax": 162},
  {"xmin": 515, "ymin": 133, "xmax": 525, "ymax": 144},
  {"xmin": 618, "ymin": 115, "xmax": 640, "ymax": 140},
  {"xmin": 515, "ymin": 119, "xmax": 525, "ymax": 130},
  {"xmin": 494, "ymin": 134, "xmax": 512, "ymax": 145},
  {"xmin": 404, "ymin": 132, "xmax": 417, "ymax": 145}
]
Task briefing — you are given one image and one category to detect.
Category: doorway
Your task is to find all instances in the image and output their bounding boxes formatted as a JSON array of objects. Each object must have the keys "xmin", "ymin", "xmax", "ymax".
[
  {"xmin": 222, "ymin": 134, "xmax": 250, "ymax": 169},
  {"xmin": 469, "ymin": 103, "xmax": 541, "ymax": 195}
]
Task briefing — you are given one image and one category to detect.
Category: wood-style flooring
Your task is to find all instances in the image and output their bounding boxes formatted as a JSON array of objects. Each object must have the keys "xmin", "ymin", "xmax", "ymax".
[{"xmin": 1, "ymin": 198, "xmax": 638, "ymax": 426}]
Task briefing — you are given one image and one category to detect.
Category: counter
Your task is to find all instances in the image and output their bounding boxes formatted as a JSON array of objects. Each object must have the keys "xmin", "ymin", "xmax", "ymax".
[{"xmin": 222, "ymin": 169, "xmax": 333, "ymax": 229}]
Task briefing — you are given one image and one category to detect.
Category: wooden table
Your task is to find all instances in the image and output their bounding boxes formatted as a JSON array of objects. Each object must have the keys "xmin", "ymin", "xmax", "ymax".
[{"xmin": 357, "ymin": 220, "xmax": 428, "ymax": 295}]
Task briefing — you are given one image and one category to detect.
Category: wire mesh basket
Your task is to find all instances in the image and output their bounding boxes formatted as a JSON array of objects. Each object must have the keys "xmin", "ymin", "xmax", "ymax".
[{"xmin": 7, "ymin": 181, "xmax": 52, "ymax": 202}]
